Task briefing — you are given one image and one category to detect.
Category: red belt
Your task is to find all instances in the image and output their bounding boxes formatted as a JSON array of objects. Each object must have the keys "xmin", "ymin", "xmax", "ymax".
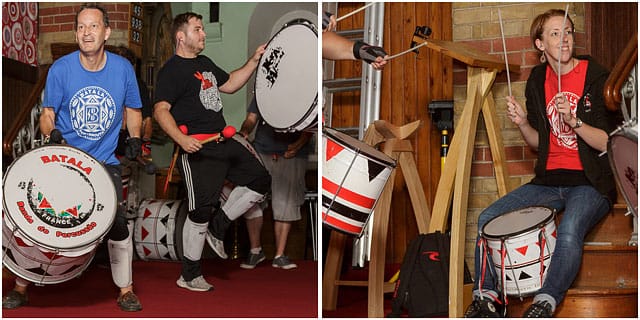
[{"xmin": 189, "ymin": 133, "xmax": 218, "ymax": 141}]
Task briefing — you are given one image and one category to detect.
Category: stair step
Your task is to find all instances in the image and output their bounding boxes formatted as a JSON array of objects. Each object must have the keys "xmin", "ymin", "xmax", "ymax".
[
  {"xmin": 575, "ymin": 245, "xmax": 637, "ymax": 287},
  {"xmin": 559, "ymin": 204, "xmax": 635, "ymax": 245},
  {"xmin": 506, "ymin": 286, "xmax": 638, "ymax": 317}
]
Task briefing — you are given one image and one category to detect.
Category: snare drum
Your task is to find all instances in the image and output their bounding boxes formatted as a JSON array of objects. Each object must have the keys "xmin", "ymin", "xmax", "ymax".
[
  {"xmin": 255, "ymin": 19, "xmax": 317, "ymax": 132},
  {"xmin": 608, "ymin": 121, "xmax": 637, "ymax": 216},
  {"xmin": 481, "ymin": 206, "xmax": 557, "ymax": 296},
  {"xmin": 2, "ymin": 145, "xmax": 117, "ymax": 284},
  {"xmin": 322, "ymin": 127, "xmax": 396, "ymax": 236}
]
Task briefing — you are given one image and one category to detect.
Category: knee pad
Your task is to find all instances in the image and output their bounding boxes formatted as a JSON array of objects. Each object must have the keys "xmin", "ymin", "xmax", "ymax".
[
  {"xmin": 222, "ymin": 186, "xmax": 267, "ymax": 220},
  {"xmin": 108, "ymin": 233, "xmax": 133, "ymax": 288},
  {"xmin": 182, "ymin": 216, "xmax": 208, "ymax": 261}
]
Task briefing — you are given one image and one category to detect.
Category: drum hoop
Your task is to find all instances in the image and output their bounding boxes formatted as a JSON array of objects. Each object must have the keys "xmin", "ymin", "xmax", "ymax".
[
  {"xmin": 254, "ymin": 19, "xmax": 317, "ymax": 131},
  {"xmin": 482, "ymin": 206, "xmax": 556, "ymax": 240},
  {"xmin": 323, "ymin": 127, "xmax": 397, "ymax": 167},
  {"xmin": 2, "ymin": 145, "xmax": 117, "ymax": 251},
  {"xmin": 273, "ymin": 94, "xmax": 318, "ymax": 132}
]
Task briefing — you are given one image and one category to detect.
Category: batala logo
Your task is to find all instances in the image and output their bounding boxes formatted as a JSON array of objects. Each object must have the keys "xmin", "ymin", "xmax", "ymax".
[{"xmin": 26, "ymin": 153, "xmax": 99, "ymax": 228}]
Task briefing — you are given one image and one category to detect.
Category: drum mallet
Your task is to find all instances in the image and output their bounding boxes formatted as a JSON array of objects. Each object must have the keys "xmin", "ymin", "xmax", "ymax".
[{"xmin": 164, "ymin": 125, "xmax": 237, "ymax": 194}]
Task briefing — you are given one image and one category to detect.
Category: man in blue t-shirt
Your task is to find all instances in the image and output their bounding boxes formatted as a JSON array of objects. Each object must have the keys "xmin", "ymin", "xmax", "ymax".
[
  {"xmin": 237, "ymin": 97, "xmax": 313, "ymax": 270},
  {"xmin": 2, "ymin": 4, "xmax": 143, "ymax": 312}
]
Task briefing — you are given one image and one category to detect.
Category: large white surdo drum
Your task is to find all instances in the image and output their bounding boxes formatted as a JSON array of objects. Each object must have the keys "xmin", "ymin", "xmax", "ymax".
[
  {"xmin": 255, "ymin": 18, "xmax": 317, "ymax": 132},
  {"xmin": 481, "ymin": 206, "xmax": 557, "ymax": 296},
  {"xmin": 322, "ymin": 127, "xmax": 396, "ymax": 237},
  {"xmin": 608, "ymin": 121, "xmax": 638, "ymax": 216},
  {"xmin": 134, "ymin": 199, "xmax": 188, "ymax": 261},
  {"xmin": 2, "ymin": 145, "xmax": 117, "ymax": 284}
]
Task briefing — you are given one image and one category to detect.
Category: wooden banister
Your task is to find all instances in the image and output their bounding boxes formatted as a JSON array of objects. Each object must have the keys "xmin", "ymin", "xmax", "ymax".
[
  {"xmin": 604, "ymin": 32, "xmax": 637, "ymax": 112},
  {"xmin": 2, "ymin": 64, "xmax": 50, "ymax": 156}
]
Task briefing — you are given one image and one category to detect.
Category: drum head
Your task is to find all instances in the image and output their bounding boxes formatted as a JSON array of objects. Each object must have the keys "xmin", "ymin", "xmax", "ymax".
[
  {"xmin": 255, "ymin": 19, "xmax": 318, "ymax": 131},
  {"xmin": 323, "ymin": 127, "xmax": 396, "ymax": 167},
  {"xmin": 608, "ymin": 123, "xmax": 638, "ymax": 215},
  {"xmin": 3, "ymin": 145, "xmax": 117, "ymax": 251},
  {"xmin": 482, "ymin": 206, "xmax": 555, "ymax": 239}
]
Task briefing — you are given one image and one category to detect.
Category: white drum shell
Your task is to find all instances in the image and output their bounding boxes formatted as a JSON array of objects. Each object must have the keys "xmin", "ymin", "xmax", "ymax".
[
  {"xmin": 321, "ymin": 128, "xmax": 396, "ymax": 236},
  {"xmin": 134, "ymin": 199, "xmax": 187, "ymax": 261},
  {"xmin": 482, "ymin": 207, "xmax": 557, "ymax": 296},
  {"xmin": 2, "ymin": 145, "xmax": 115, "ymax": 284}
]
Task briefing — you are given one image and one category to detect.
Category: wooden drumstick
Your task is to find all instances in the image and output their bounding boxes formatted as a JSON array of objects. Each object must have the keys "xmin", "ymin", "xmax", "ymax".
[
  {"xmin": 384, "ymin": 42, "xmax": 428, "ymax": 61},
  {"xmin": 336, "ymin": 2, "xmax": 374, "ymax": 22},
  {"xmin": 558, "ymin": 4, "xmax": 570, "ymax": 94},
  {"xmin": 498, "ymin": 9, "xmax": 512, "ymax": 97}
]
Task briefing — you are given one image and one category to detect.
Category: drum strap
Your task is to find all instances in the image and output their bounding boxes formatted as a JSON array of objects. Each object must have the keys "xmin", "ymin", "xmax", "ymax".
[
  {"xmin": 182, "ymin": 216, "xmax": 207, "ymax": 261},
  {"xmin": 108, "ymin": 234, "xmax": 133, "ymax": 288}
]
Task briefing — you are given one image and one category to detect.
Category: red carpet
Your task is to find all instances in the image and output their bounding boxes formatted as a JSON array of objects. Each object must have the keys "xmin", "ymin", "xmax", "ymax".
[{"xmin": 3, "ymin": 258, "xmax": 317, "ymax": 318}]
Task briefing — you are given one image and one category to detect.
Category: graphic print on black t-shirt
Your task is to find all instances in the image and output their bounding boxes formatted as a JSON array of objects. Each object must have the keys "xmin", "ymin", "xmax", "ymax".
[{"xmin": 194, "ymin": 71, "xmax": 222, "ymax": 112}]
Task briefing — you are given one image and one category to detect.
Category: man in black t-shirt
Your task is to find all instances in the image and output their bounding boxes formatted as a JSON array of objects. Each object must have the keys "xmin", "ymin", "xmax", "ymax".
[{"xmin": 153, "ymin": 12, "xmax": 271, "ymax": 292}]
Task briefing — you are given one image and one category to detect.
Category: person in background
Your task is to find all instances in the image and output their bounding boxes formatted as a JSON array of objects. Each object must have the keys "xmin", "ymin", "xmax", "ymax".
[{"xmin": 238, "ymin": 97, "xmax": 313, "ymax": 269}]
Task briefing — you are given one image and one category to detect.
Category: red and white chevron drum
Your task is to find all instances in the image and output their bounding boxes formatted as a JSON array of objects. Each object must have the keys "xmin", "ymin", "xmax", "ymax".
[
  {"xmin": 134, "ymin": 199, "xmax": 187, "ymax": 261},
  {"xmin": 321, "ymin": 127, "xmax": 396, "ymax": 237},
  {"xmin": 2, "ymin": 145, "xmax": 117, "ymax": 284},
  {"xmin": 482, "ymin": 206, "xmax": 557, "ymax": 296}
]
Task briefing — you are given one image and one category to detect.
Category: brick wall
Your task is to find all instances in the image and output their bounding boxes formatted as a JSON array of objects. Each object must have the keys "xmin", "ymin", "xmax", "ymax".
[
  {"xmin": 451, "ymin": 2, "xmax": 587, "ymax": 271},
  {"xmin": 38, "ymin": 2, "xmax": 132, "ymax": 64}
]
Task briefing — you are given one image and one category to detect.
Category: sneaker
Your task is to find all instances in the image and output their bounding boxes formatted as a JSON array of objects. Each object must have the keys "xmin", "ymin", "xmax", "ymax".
[
  {"xmin": 463, "ymin": 298, "xmax": 504, "ymax": 318},
  {"xmin": 240, "ymin": 250, "xmax": 266, "ymax": 269},
  {"xmin": 2, "ymin": 290, "xmax": 28, "ymax": 309},
  {"xmin": 176, "ymin": 275, "xmax": 214, "ymax": 292},
  {"xmin": 272, "ymin": 255, "xmax": 297, "ymax": 270},
  {"xmin": 522, "ymin": 301, "xmax": 553, "ymax": 318},
  {"xmin": 205, "ymin": 231, "xmax": 228, "ymax": 259},
  {"xmin": 116, "ymin": 291, "xmax": 142, "ymax": 312}
]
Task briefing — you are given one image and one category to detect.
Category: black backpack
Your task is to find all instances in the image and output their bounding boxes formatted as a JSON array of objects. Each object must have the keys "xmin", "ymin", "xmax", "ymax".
[{"xmin": 387, "ymin": 231, "xmax": 451, "ymax": 317}]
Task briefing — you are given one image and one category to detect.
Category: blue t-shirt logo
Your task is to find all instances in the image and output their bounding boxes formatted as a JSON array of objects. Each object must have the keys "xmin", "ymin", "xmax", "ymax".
[{"xmin": 70, "ymin": 86, "xmax": 116, "ymax": 141}]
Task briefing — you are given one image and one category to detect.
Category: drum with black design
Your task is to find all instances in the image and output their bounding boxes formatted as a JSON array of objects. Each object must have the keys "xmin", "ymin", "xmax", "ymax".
[
  {"xmin": 2, "ymin": 145, "xmax": 117, "ymax": 284},
  {"xmin": 255, "ymin": 18, "xmax": 317, "ymax": 132},
  {"xmin": 322, "ymin": 127, "xmax": 396, "ymax": 237},
  {"xmin": 481, "ymin": 206, "xmax": 557, "ymax": 296},
  {"xmin": 608, "ymin": 120, "xmax": 637, "ymax": 216},
  {"xmin": 134, "ymin": 199, "xmax": 187, "ymax": 261}
]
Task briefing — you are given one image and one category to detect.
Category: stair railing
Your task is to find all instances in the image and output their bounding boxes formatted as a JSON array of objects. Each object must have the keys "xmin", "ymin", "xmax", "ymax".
[{"xmin": 2, "ymin": 64, "xmax": 50, "ymax": 160}]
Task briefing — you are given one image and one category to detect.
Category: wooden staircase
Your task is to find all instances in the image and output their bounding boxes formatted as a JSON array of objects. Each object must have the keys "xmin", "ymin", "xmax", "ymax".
[{"xmin": 506, "ymin": 203, "xmax": 638, "ymax": 317}]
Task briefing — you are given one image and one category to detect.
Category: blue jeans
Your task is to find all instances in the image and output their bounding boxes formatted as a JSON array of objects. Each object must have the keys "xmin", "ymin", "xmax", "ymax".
[{"xmin": 472, "ymin": 183, "xmax": 610, "ymax": 305}]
